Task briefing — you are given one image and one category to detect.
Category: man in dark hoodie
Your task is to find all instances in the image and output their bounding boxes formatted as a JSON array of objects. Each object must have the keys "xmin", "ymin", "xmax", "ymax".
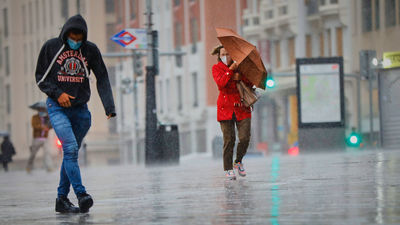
[{"xmin": 35, "ymin": 15, "xmax": 116, "ymax": 214}]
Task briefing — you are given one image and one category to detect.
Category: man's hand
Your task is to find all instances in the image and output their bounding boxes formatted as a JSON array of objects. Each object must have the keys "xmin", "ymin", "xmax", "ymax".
[
  {"xmin": 107, "ymin": 113, "xmax": 116, "ymax": 119},
  {"xmin": 57, "ymin": 93, "xmax": 75, "ymax": 108},
  {"xmin": 229, "ymin": 62, "xmax": 238, "ymax": 71}
]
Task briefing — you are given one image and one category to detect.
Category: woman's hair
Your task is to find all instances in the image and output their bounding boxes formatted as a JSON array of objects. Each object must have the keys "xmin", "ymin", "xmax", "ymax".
[{"xmin": 211, "ymin": 45, "xmax": 223, "ymax": 62}]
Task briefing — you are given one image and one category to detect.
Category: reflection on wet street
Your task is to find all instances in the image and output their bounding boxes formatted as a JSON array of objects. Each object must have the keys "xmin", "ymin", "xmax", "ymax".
[{"xmin": 0, "ymin": 150, "xmax": 400, "ymax": 224}]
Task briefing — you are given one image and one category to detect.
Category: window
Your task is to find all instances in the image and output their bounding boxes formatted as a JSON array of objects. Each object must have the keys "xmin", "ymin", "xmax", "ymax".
[
  {"xmin": 375, "ymin": 0, "xmax": 380, "ymax": 30},
  {"xmin": 108, "ymin": 116, "xmax": 117, "ymax": 134},
  {"xmin": 307, "ymin": 0, "xmax": 319, "ymax": 15},
  {"xmin": 319, "ymin": 32, "xmax": 324, "ymax": 56},
  {"xmin": 196, "ymin": 129, "xmax": 206, "ymax": 153},
  {"xmin": 306, "ymin": 34, "xmax": 312, "ymax": 58},
  {"xmin": 385, "ymin": 0, "xmax": 396, "ymax": 27},
  {"xmin": 49, "ymin": 0, "xmax": 53, "ymax": 26},
  {"xmin": 175, "ymin": 22, "xmax": 182, "ymax": 49},
  {"xmin": 36, "ymin": 0, "xmax": 40, "ymax": 30},
  {"xmin": 29, "ymin": 2, "xmax": 33, "ymax": 33},
  {"xmin": 190, "ymin": 18, "xmax": 198, "ymax": 44},
  {"xmin": 266, "ymin": 10, "xmax": 273, "ymax": 19},
  {"xmin": 244, "ymin": 19, "xmax": 249, "ymax": 26},
  {"xmin": 174, "ymin": 0, "xmax": 181, "ymax": 7},
  {"xmin": 61, "ymin": 0, "xmax": 69, "ymax": 20},
  {"xmin": 77, "ymin": 0, "xmax": 81, "ymax": 14},
  {"xmin": 5, "ymin": 47, "xmax": 9, "ymax": 76},
  {"xmin": 42, "ymin": 0, "xmax": 47, "ymax": 28},
  {"xmin": 6, "ymin": 84, "xmax": 11, "ymax": 114},
  {"xmin": 320, "ymin": 0, "xmax": 326, "ymax": 6},
  {"xmin": 177, "ymin": 76, "xmax": 183, "ymax": 111},
  {"xmin": 130, "ymin": 0, "xmax": 137, "ymax": 20},
  {"xmin": 22, "ymin": 5, "xmax": 27, "ymax": 34},
  {"xmin": 105, "ymin": 0, "xmax": 115, "ymax": 14},
  {"xmin": 362, "ymin": 0, "xmax": 372, "ymax": 32},
  {"xmin": 279, "ymin": 6, "xmax": 288, "ymax": 15},
  {"xmin": 159, "ymin": 81, "xmax": 164, "ymax": 113},
  {"xmin": 0, "ymin": 37, "xmax": 2, "ymax": 69},
  {"xmin": 330, "ymin": 0, "xmax": 338, "ymax": 4},
  {"xmin": 336, "ymin": 27, "xmax": 343, "ymax": 56},
  {"xmin": 289, "ymin": 37, "xmax": 295, "ymax": 66},
  {"xmin": 253, "ymin": 17, "xmax": 260, "ymax": 25},
  {"xmin": 190, "ymin": 18, "xmax": 198, "ymax": 53},
  {"xmin": 166, "ymin": 79, "xmax": 171, "ymax": 112},
  {"xmin": 77, "ymin": 0, "xmax": 85, "ymax": 14},
  {"xmin": 3, "ymin": 8, "xmax": 8, "ymax": 38},
  {"xmin": 275, "ymin": 41, "xmax": 280, "ymax": 68},
  {"xmin": 117, "ymin": 0, "xmax": 123, "ymax": 23},
  {"xmin": 175, "ymin": 22, "xmax": 183, "ymax": 67},
  {"xmin": 30, "ymin": 43, "xmax": 34, "ymax": 70},
  {"xmin": 327, "ymin": 29, "xmax": 331, "ymax": 56},
  {"xmin": 192, "ymin": 72, "xmax": 198, "ymax": 107},
  {"xmin": 24, "ymin": 44, "xmax": 28, "ymax": 73},
  {"xmin": 106, "ymin": 23, "xmax": 116, "ymax": 52},
  {"xmin": 108, "ymin": 66, "xmax": 116, "ymax": 86}
]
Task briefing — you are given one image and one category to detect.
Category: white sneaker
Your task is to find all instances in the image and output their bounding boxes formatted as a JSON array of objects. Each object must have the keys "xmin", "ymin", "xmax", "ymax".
[
  {"xmin": 234, "ymin": 162, "xmax": 246, "ymax": 177},
  {"xmin": 225, "ymin": 170, "xmax": 236, "ymax": 180}
]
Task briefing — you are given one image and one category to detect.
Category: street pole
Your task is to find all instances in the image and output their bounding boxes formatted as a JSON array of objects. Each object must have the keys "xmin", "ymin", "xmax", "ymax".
[
  {"xmin": 132, "ymin": 50, "xmax": 139, "ymax": 164},
  {"xmin": 360, "ymin": 50, "xmax": 376, "ymax": 148},
  {"xmin": 357, "ymin": 73, "xmax": 361, "ymax": 136},
  {"xmin": 144, "ymin": 0, "xmax": 159, "ymax": 164},
  {"xmin": 368, "ymin": 68, "xmax": 374, "ymax": 147}
]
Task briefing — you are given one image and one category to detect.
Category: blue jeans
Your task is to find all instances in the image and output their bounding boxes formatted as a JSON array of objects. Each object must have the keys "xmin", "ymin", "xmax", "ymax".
[{"xmin": 46, "ymin": 97, "xmax": 91, "ymax": 198}]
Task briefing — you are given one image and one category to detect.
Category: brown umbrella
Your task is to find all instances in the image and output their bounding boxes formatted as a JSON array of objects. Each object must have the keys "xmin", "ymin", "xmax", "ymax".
[{"xmin": 216, "ymin": 27, "xmax": 268, "ymax": 89}]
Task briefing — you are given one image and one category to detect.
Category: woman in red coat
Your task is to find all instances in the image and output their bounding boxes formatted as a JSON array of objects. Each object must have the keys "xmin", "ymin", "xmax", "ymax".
[{"xmin": 211, "ymin": 45, "xmax": 252, "ymax": 180}]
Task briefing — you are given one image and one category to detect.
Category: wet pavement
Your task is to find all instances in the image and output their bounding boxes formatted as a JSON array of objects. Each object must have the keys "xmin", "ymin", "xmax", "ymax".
[{"xmin": 0, "ymin": 149, "xmax": 400, "ymax": 225}]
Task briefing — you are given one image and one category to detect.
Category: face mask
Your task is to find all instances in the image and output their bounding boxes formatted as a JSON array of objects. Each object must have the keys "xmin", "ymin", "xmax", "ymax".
[
  {"xmin": 39, "ymin": 112, "xmax": 47, "ymax": 117},
  {"xmin": 67, "ymin": 38, "xmax": 82, "ymax": 50},
  {"xmin": 220, "ymin": 56, "xmax": 228, "ymax": 65}
]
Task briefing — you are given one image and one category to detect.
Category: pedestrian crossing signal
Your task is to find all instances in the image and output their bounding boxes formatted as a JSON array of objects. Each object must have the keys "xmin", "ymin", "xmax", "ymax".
[
  {"xmin": 56, "ymin": 139, "xmax": 62, "ymax": 148},
  {"xmin": 346, "ymin": 131, "xmax": 362, "ymax": 148},
  {"xmin": 266, "ymin": 77, "xmax": 275, "ymax": 89}
]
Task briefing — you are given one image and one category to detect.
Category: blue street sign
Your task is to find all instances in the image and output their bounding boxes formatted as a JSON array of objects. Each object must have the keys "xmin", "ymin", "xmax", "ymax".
[{"xmin": 111, "ymin": 29, "xmax": 147, "ymax": 49}]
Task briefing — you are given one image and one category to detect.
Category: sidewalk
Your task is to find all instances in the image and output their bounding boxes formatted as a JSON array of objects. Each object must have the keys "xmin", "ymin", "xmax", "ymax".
[{"xmin": 0, "ymin": 150, "xmax": 399, "ymax": 224}]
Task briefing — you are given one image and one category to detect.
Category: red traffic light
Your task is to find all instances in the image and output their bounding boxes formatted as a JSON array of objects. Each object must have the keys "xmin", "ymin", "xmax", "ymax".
[{"xmin": 56, "ymin": 139, "xmax": 62, "ymax": 148}]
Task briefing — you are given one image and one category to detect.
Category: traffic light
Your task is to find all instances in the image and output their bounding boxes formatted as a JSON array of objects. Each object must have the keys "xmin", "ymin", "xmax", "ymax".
[
  {"xmin": 56, "ymin": 139, "xmax": 62, "ymax": 147},
  {"xmin": 346, "ymin": 131, "xmax": 362, "ymax": 148},
  {"xmin": 133, "ymin": 52, "xmax": 143, "ymax": 76},
  {"xmin": 56, "ymin": 138, "xmax": 62, "ymax": 150},
  {"xmin": 266, "ymin": 76, "xmax": 276, "ymax": 89}
]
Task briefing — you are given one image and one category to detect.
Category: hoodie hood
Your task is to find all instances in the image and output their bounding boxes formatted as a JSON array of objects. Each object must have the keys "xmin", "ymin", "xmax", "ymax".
[{"xmin": 59, "ymin": 14, "xmax": 88, "ymax": 43}]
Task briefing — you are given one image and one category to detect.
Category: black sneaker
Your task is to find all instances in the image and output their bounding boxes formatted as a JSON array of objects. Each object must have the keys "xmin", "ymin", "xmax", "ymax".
[
  {"xmin": 78, "ymin": 193, "xmax": 93, "ymax": 213},
  {"xmin": 55, "ymin": 196, "xmax": 80, "ymax": 213}
]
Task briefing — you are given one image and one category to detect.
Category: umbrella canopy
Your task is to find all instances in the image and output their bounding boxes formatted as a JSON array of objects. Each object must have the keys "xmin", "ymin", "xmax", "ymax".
[
  {"xmin": 29, "ymin": 101, "xmax": 47, "ymax": 111},
  {"xmin": 216, "ymin": 27, "xmax": 268, "ymax": 89}
]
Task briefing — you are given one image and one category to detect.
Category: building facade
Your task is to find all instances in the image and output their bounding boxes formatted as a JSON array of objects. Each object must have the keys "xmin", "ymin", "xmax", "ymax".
[
  {"xmin": 0, "ymin": 0, "xmax": 119, "ymax": 161},
  {"xmin": 242, "ymin": 0, "xmax": 400, "ymax": 151},
  {"xmin": 114, "ymin": 0, "xmax": 247, "ymax": 163},
  {"xmin": 242, "ymin": 0, "xmax": 354, "ymax": 152}
]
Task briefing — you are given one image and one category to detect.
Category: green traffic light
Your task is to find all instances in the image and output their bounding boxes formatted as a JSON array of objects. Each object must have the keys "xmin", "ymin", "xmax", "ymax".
[
  {"xmin": 349, "ymin": 135, "xmax": 358, "ymax": 144},
  {"xmin": 266, "ymin": 77, "xmax": 275, "ymax": 88},
  {"xmin": 346, "ymin": 132, "xmax": 362, "ymax": 148}
]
